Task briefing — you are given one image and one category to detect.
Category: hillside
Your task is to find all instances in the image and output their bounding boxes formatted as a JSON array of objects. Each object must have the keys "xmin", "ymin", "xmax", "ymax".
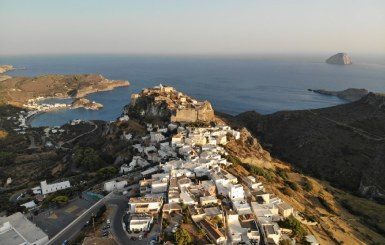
[
  {"xmin": 224, "ymin": 93, "xmax": 385, "ymax": 200},
  {"xmin": 0, "ymin": 74, "xmax": 129, "ymax": 106}
]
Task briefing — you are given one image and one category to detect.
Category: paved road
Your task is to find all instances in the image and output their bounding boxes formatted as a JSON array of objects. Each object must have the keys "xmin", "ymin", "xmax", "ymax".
[
  {"xmin": 59, "ymin": 121, "xmax": 98, "ymax": 148},
  {"xmin": 107, "ymin": 196, "xmax": 132, "ymax": 245},
  {"xmin": 47, "ymin": 193, "xmax": 132, "ymax": 245},
  {"xmin": 47, "ymin": 194, "xmax": 109, "ymax": 245}
]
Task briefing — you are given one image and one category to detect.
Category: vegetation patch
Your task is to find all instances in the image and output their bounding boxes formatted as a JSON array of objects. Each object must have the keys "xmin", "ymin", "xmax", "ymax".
[
  {"xmin": 285, "ymin": 180, "xmax": 299, "ymax": 191},
  {"xmin": 74, "ymin": 147, "xmax": 105, "ymax": 171},
  {"xmin": 175, "ymin": 228, "xmax": 193, "ymax": 245},
  {"xmin": 0, "ymin": 151, "xmax": 15, "ymax": 166},
  {"xmin": 302, "ymin": 177, "xmax": 313, "ymax": 192},
  {"xmin": 278, "ymin": 215, "xmax": 307, "ymax": 239}
]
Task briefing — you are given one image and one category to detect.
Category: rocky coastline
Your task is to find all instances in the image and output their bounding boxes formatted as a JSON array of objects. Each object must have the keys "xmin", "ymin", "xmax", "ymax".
[{"xmin": 308, "ymin": 88, "xmax": 369, "ymax": 102}]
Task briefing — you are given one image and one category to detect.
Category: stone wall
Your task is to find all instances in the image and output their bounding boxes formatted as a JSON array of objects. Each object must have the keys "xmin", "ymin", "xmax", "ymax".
[{"xmin": 171, "ymin": 108, "xmax": 198, "ymax": 122}]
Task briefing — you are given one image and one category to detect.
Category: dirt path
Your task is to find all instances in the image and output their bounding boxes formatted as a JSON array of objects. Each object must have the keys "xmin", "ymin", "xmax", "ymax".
[{"xmin": 59, "ymin": 121, "xmax": 98, "ymax": 148}]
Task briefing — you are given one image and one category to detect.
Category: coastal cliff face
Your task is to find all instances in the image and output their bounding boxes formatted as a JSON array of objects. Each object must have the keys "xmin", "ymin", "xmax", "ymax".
[
  {"xmin": 222, "ymin": 93, "xmax": 385, "ymax": 199},
  {"xmin": 326, "ymin": 53, "xmax": 352, "ymax": 65},
  {"xmin": 0, "ymin": 74, "xmax": 129, "ymax": 106},
  {"xmin": 123, "ymin": 85, "xmax": 215, "ymax": 124}
]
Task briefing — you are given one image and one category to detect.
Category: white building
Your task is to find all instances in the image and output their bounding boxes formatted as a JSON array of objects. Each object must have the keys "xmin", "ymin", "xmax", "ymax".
[
  {"xmin": 129, "ymin": 214, "xmax": 153, "ymax": 232},
  {"xmin": 0, "ymin": 212, "xmax": 49, "ymax": 245},
  {"xmin": 229, "ymin": 184, "xmax": 245, "ymax": 201},
  {"xmin": 227, "ymin": 213, "xmax": 244, "ymax": 243},
  {"xmin": 104, "ymin": 180, "xmax": 127, "ymax": 192},
  {"xmin": 40, "ymin": 180, "xmax": 71, "ymax": 195},
  {"xmin": 150, "ymin": 132, "xmax": 166, "ymax": 143},
  {"xmin": 200, "ymin": 196, "xmax": 218, "ymax": 206},
  {"xmin": 128, "ymin": 197, "xmax": 163, "ymax": 214},
  {"xmin": 276, "ymin": 202, "xmax": 294, "ymax": 218},
  {"xmin": 262, "ymin": 223, "xmax": 281, "ymax": 245},
  {"xmin": 233, "ymin": 200, "xmax": 252, "ymax": 215},
  {"xmin": 120, "ymin": 164, "xmax": 131, "ymax": 174},
  {"xmin": 21, "ymin": 201, "xmax": 37, "ymax": 210},
  {"xmin": 243, "ymin": 176, "xmax": 263, "ymax": 190}
]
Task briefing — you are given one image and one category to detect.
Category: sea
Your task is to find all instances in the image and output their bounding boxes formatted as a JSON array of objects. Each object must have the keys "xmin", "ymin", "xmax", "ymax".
[{"xmin": 1, "ymin": 54, "xmax": 384, "ymax": 127}]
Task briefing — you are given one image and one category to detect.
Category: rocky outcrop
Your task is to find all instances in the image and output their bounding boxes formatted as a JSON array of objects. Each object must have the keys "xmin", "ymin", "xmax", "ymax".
[
  {"xmin": 225, "ymin": 128, "xmax": 273, "ymax": 168},
  {"xmin": 309, "ymin": 88, "xmax": 369, "ymax": 102},
  {"xmin": 326, "ymin": 53, "xmax": 352, "ymax": 65},
  {"xmin": 124, "ymin": 85, "xmax": 215, "ymax": 124},
  {"xmin": 72, "ymin": 98, "xmax": 103, "ymax": 110},
  {"xmin": 0, "ymin": 65, "xmax": 13, "ymax": 74},
  {"xmin": 220, "ymin": 93, "xmax": 385, "ymax": 198}
]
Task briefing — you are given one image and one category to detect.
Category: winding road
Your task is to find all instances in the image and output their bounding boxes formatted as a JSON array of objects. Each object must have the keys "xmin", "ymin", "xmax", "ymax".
[{"xmin": 59, "ymin": 121, "xmax": 98, "ymax": 149}]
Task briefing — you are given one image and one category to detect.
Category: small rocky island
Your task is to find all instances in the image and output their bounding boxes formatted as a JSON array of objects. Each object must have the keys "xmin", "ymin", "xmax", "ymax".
[
  {"xmin": 71, "ymin": 98, "xmax": 103, "ymax": 110},
  {"xmin": 326, "ymin": 53, "xmax": 352, "ymax": 65},
  {"xmin": 308, "ymin": 88, "xmax": 369, "ymax": 102}
]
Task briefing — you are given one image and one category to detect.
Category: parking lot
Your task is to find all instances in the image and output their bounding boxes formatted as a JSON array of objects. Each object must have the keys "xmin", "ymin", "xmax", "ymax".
[{"xmin": 33, "ymin": 197, "xmax": 96, "ymax": 237}]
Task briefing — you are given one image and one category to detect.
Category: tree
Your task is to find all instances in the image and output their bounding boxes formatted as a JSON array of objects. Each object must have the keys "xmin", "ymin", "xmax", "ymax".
[
  {"xmin": 278, "ymin": 215, "xmax": 307, "ymax": 238},
  {"xmin": 0, "ymin": 151, "xmax": 15, "ymax": 166},
  {"xmin": 97, "ymin": 166, "xmax": 117, "ymax": 179},
  {"xmin": 74, "ymin": 147, "xmax": 104, "ymax": 171},
  {"xmin": 175, "ymin": 228, "xmax": 193, "ymax": 245}
]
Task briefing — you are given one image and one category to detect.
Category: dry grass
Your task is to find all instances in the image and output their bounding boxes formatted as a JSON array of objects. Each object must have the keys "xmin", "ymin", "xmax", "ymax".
[{"xmin": 0, "ymin": 130, "xmax": 8, "ymax": 139}]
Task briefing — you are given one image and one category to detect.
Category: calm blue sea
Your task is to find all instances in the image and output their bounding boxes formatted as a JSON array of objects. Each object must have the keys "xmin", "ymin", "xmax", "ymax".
[{"xmin": 1, "ymin": 54, "xmax": 384, "ymax": 127}]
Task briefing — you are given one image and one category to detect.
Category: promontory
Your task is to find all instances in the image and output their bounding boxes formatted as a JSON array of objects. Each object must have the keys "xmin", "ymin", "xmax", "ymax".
[
  {"xmin": 0, "ymin": 74, "xmax": 130, "ymax": 106},
  {"xmin": 308, "ymin": 88, "xmax": 369, "ymax": 102}
]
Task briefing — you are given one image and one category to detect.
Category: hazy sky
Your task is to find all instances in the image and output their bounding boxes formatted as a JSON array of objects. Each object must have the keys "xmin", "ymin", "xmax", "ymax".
[{"xmin": 1, "ymin": 0, "xmax": 384, "ymax": 55}]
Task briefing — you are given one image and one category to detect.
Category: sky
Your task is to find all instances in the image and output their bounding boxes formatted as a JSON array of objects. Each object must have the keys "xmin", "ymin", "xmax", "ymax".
[{"xmin": 0, "ymin": 0, "xmax": 384, "ymax": 56}]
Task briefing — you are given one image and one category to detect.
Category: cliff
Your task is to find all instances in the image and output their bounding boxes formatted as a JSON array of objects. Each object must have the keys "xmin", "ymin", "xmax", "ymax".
[
  {"xmin": 0, "ymin": 74, "xmax": 129, "ymax": 106},
  {"xmin": 326, "ymin": 53, "xmax": 352, "ymax": 65},
  {"xmin": 309, "ymin": 88, "xmax": 369, "ymax": 102},
  {"xmin": 123, "ymin": 85, "xmax": 215, "ymax": 124},
  {"xmin": 220, "ymin": 93, "xmax": 385, "ymax": 199}
]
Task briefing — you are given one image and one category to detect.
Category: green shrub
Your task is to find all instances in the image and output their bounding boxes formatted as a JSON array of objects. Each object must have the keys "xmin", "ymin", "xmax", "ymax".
[
  {"xmin": 74, "ymin": 147, "xmax": 104, "ymax": 171},
  {"xmin": 97, "ymin": 166, "xmax": 117, "ymax": 179},
  {"xmin": 285, "ymin": 181, "xmax": 299, "ymax": 191},
  {"xmin": 302, "ymin": 178, "xmax": 313, "ymax": 192},
  {"xmin": 51, "ymin": 195, "xmax": 69, "ymax": 205},
  {"xmin": 276, "ymin": 168, "xmax": 288, "ymax": 180},
  {"xmin": 278, "ymin": 215, "xmax": 307, "ymax": 238},
  {"xmin": 0, "ymin": 151, "xmax": 15, "ymax": 166},
  {"xmin": 175, "ymin": 228, "xmax": 193, "ymax": 245}
]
